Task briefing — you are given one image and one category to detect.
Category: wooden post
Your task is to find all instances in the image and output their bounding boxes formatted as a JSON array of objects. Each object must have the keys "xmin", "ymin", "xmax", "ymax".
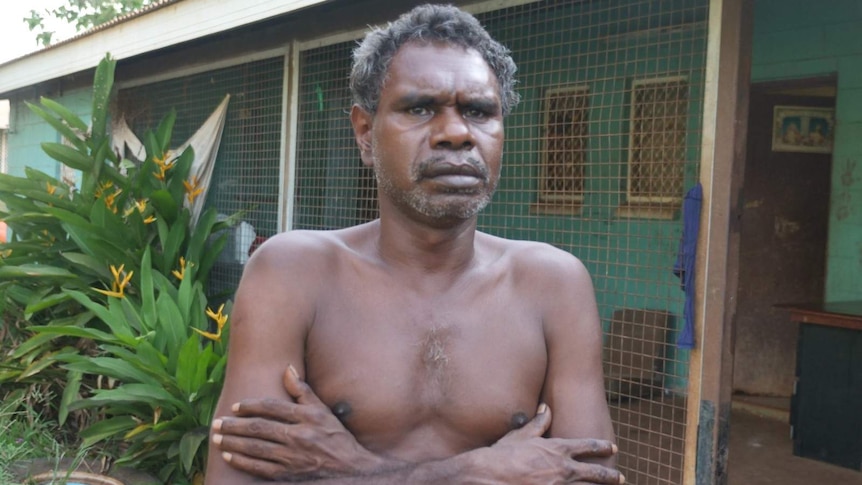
[{"xmin": 684, "ymin": 0, "xmax": 753, "ymax": 484}]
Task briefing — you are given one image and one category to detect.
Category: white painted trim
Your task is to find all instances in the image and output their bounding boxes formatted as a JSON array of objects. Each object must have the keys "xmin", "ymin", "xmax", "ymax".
[
  {"xmin": 0, "ymin": 0, "xmax": 332, "ymax": 95},
  {"xmin": 283, "ymin": 41, "xmax": 302, "ymax": 231},
  {"xmin": 297, "ymin": 0, "xmax": 543, "ymax": 52},
  {"xmin": 116, "ymin": 47, "xmax": 290, "ymax": 90},
  {"xmin": 277, "ymin": 47, "xmax": 293, "ymax": 233}
]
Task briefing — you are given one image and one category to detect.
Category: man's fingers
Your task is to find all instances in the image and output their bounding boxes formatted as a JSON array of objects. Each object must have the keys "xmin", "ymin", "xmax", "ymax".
[
  {"xmin": 556, "ymin": 438, "xmax": 618, "ymax": 459},
  {"xmin": 230, "ymin": 397, "xmax": 301, "ymax": 422},
  {"xmin": 220, "ymin": 450, "xmax": 286, "ymax": 481},
  {"xmin": 215, "ymin": 416, "xmax": 297, "ymax": 443},
  {"xmin": 283, "ymin": 365, "xmax": 326, "ymax": 406},
  {"xmin": 567, "ymin": 461, "xmax": 626, "ymax": 485}
]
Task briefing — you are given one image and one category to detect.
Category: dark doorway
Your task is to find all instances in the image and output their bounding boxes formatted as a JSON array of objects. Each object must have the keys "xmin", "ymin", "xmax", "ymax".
[{"xmin": 733, "ymin": 77, "xmax": 835, "ymax": 398}]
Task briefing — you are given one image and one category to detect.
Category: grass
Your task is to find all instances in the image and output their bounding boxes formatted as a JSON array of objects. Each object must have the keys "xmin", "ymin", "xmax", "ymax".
[{"xmin": 0, "ymin": 387, "xmax": 86, "ymax": 485}]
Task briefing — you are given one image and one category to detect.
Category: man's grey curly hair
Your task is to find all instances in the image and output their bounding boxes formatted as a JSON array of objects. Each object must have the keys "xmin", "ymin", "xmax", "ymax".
[{"xmin": 350, "ymin": 4, "xmax": 520, "ymax": 116}]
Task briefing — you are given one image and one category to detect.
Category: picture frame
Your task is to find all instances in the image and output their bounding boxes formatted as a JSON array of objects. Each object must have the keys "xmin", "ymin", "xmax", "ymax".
[{"xmin": 772, "ymin": 105, "xmax": 834, "ymax": 154}]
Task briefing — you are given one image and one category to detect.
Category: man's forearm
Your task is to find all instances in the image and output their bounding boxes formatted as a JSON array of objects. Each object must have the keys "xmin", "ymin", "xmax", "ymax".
[{"xmin": 266, "ymin": 451, "xmax": 481, "ymax": 484}]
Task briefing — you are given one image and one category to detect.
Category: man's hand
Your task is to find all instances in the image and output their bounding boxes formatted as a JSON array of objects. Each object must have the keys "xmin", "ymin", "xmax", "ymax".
[
  {"xmin": 464, "ymin": 404, "xmax": 625, "ymax": 484},
  {"xmin": 211, "ymin": 365, "xmax": 392, "ymax": 481}
]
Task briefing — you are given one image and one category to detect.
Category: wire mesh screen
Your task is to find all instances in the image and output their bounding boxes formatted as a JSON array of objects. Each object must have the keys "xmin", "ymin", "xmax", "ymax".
[
  {"xmin": 117, "ymin": 57, "xmax": 285, "ymax": 297},
  {"xmin": 294, "ymin": 1, "xmax": 708, "ymax": 483}
]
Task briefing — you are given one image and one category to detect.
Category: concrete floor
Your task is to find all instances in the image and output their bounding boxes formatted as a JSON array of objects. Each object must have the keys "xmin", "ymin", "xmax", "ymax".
[
  {"xmin": 611, "ymin": 396, "xmax": 862, "ymax": 484},
  {"xmin": 728, "ymin": 404, "xmax": 862, "ymax": 485}
]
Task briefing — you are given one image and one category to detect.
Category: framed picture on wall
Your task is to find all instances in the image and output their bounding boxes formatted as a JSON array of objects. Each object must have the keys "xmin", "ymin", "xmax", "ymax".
[{"xmin": 772, "ymin": 105, "xmax": 835, "ymax": 154}]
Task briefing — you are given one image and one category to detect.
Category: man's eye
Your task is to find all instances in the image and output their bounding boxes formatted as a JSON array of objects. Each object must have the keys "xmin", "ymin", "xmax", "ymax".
[
  {"xmin": 408, "ymin": 106, "xmax": 430, "ymax": 116},
  {"xmin": 464, "ymin": 108, "xmax": 487, "ymax": 119}
]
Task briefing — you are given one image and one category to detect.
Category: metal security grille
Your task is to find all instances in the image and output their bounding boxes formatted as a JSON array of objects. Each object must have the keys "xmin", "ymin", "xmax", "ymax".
[
  {"xmin": 629, "ymin": 77, "xmax": 689, "ymax": 203},
  {"xmin": 293, "ymin": 1, "xmax": 709, "ymax": 483},
  {"xmin": 117, "ymin": 57, "xmax": 285, "ymax": 296},
  {"xmin": 538, "ymin": 85, "xmax": 589, "ymax": 207}
]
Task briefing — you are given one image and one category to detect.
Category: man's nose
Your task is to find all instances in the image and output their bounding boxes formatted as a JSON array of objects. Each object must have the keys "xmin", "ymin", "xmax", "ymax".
[{"xmin": 430, "ymin": 109, "xmax": 475, "ymax": 150}]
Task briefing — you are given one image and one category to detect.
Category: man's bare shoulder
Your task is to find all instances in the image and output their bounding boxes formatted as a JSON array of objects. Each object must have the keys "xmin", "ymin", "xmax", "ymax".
[
  {"xmin": 246, "ymin": 222, "xmax": 377, "ymax": 272},
  {"xmin": 477, "ymin": 232, "xmax": 590, "ymax": 282}
]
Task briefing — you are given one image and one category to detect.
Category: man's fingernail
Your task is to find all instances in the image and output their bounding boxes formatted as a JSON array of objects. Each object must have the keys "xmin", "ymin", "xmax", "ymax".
[
  {"xmin": 537, "ymin": 403, "xmax": 548, "ymax": 414},
  {"xmin": 620, "ymin": 473, "xmax": 626, "ymax": 484},
  {"xmin": 213, "ymin": 433, "xmax": 223, "ymax": 445},
  {"xmin": 231, "ymin": 402, "xmax": 240, "ymax": 412},
  {"xmin": 288, "ymin": 364, "xmax": 300, "ymax": 380},
  {"xmin": 612, "ymin": 443, "xmax": 619, "ymax": 454},
  {"xmin": 212, "ymin": 419, "xmax": 223, "ymax": 431},
  {"xmin": 222, "ymin": 451, "xmax": 232, "ymax": 462}
]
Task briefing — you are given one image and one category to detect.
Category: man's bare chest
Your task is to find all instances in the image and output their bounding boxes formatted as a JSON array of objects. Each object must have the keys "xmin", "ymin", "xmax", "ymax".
[{"xmin": 302, "ymin": 281, "xmax": 548, "ymax": 458}]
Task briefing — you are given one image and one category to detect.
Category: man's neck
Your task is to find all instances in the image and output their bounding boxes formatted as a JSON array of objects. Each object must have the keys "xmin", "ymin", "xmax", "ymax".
[{"xmin": 374, "ymin": 206, "xmax": 479, "ymax": 277}]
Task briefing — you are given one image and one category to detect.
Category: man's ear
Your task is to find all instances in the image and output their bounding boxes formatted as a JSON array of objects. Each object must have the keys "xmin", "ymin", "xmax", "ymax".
[{"xmin": 350, "ymin": 105, "xmax": 374, "ymax": 167}]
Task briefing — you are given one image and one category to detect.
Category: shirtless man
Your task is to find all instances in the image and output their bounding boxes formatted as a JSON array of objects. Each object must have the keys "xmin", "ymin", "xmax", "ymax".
[{"xmin": 206, "ymin": 5, "xmax": 622, "ymax": 484}]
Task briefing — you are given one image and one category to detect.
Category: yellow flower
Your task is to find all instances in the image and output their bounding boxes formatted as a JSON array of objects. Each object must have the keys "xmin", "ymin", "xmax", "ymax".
[
  {"xmin": 93, "ymin": 264, "xmax": 133, "ymax": 298},
  {"xmin": 152, "ymin": 153, "xmax": 175, "ymax": 181},
  {"xmin": 94, "ymin": 180, "xmax": 114, "ymax": 199},
  {"xmin": 171, "ymin": 257, "xmax": 187, "ymax": 280},
  {"xmin": 103, "ymin": 188, "xmax": 123, "ymax": 214},
  {"xmin": 143, "ymin": 215, "xmax": 157, "ymax": 224},
  {"xmin": 46, "ymin": 182, "xmax": 57, "ymax": 196},
  {"xmin": 193, "ymin": 303, "xmax": 228, "ymax": 342},
  {"xmin": 183, "ymin": 175, "xmax": 204, "ymax": 205},
  {"xmin": 124, "ymin": 199, "xmax": 153, "ymax": 222}
]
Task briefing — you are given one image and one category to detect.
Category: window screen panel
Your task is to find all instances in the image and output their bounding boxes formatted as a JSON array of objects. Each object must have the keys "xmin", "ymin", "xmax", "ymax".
[{"xmin": 118, "ymin": 57, "xmax": 285, "ymax": 297}]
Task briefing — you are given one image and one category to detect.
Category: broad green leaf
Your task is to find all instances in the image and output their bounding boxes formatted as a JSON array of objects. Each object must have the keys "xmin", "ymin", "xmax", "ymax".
[
  {"xmin": 150, "ymin": 189, "xmax": 180, "ymax": 228},
  {"xmin": 40, "ymin": 96, "xmax": 89, "ymax": 132},
  {"xmin": 58, "ymin": 370, "xmax": 82, "ymax": 425},
  {"xmin": 156, "ymin": 293, "xmax": 186, "ymax": 371},
  {"xmin": 23, "ymin": 290, "xmax": 72, "ymax": 316},
  {"xmin": 140, "ymin": 248, "xmax": 157, "ymax": 332},
  {"xmin": 41, "ymin": 142, "xmax": 94, "ymax": 172},
  {"xmin": 76, "ymin": 383, "xmax": 188, "ymax": 414},
  {"xmin": 0, "ymin": 264, "xmax": 76, "ymax": 279},
  {"xmin": 179, "ymin": 429, "xmax": 208, "ymax": 474},
  {"xmin": 156, "ymin": 109, "xmax": 177, "ymax": 154},
  {"xmin": 27, "ymin": 102, "xmax": 87, "ymax": 152},
  {"xmin": 175, "ymin": 335, "xmax": 201, "ymax": 395},
  {"xmin": 62, "ymin": 357, "xmax": 162, "ymax": 387},
  {"xmin": 62, "ymin": 252, "xmax": 111, "ymax": 280},
  {"xmin": 30, "ymin": 324, "xmax": 119, "ymax": 344},
  {"xmin": 91, "ymin": 54, "xmax": 115, "ymax": 143},
  {"xmin": 80, "ymin": 416, "xmax": 138, "ymax": 448}
]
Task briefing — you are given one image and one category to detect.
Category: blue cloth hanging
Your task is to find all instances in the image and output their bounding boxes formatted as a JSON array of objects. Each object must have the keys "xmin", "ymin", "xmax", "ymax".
[{"xmin": 673, "ymin": 183, "xmax": 702, "ymax": 349}]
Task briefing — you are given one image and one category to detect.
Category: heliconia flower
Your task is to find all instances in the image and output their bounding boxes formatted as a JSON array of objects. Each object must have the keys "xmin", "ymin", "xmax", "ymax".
[
  {"xmin": 193, "ymin": 303, "xmax": 228, "ymax": 342},
  {"xmin": 94, "ymin": 180, "xmax": 114, "ymax": 199},
  {"xmin": 171, "ymin": 257, "xmax": 187, "ymax": 280},
  {"xmin": 103, "ymin": 188, "xmax": 123, "ymax": 214},
  {"xmin": 183, "ymin": 175, "xmax": 204, "ymax": 205},
  {"xmin": 93, "ymin": 264, "xmax": 134, "ymax": 298},
  {"xmin": 143, "ymin": 215, "xmax": 157, "ymax": 224},
  {"xmin": 46, "ymin": 182, "xmax": 57, "ymax": 196},
  {"xmin": 152, "ymin": 153, "xmax": 175, "ymax": 181}
]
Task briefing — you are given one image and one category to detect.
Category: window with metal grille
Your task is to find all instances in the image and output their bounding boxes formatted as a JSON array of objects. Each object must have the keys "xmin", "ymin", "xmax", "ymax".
[
  {"xmin": 624, "ymin": 77, "xmax": 688, "ymax": 214},
  {"xmin": 535, "ymin": 85, "xmax": 589, "ymax": 214}
]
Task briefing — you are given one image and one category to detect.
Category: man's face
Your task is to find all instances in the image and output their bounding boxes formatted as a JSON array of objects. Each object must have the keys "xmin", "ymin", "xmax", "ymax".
[{"xmin": 352, "ymin": 42, "xmax": 505, "ymax": 225}]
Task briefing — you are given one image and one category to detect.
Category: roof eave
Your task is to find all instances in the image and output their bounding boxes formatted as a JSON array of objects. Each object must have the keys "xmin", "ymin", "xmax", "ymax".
[{"xmin": 0, "ymin": 0, "xmax": 332, "ymax": 97}]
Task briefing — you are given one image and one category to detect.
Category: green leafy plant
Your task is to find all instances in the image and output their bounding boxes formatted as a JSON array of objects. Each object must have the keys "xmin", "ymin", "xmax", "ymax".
[{"xmin": 0, "ymin": 54, "xmax": 237, "ymax": 483}]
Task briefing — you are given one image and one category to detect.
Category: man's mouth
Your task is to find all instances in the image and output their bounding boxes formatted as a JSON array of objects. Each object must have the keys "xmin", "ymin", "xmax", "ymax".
[{"xmin": 418, "ymin": 158, "xmax": 489, "ymax": 190}]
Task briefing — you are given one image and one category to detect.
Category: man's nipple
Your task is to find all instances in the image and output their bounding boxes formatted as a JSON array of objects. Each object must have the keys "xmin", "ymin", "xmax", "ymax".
[
  {"xmin": 510, "ymin": 411, "xmax": 529, "ymax": 430},
  {"xmin": 331, "ymin": 401, "xmax": 353, "ymax": 423}
]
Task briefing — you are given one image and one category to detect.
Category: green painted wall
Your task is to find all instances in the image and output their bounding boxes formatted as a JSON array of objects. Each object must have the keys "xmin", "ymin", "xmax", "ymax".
[
  {"xmin": 5, "ymin": 88, "xmax": 92, "ymax": 179},
  {"xmin": 753, "ymin": 0, "xmax": 862, "ymax": 301}
]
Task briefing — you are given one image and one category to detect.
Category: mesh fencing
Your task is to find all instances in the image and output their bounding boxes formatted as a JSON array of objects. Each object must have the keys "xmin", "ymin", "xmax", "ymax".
[{"xmin": 294, "ymin": 1, "xmax": 708, "ymax": 483}]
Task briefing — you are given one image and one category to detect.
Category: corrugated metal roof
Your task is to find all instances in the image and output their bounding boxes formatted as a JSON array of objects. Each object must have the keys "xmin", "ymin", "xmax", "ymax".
[{"xmin": 0, "ymin": 0, "xmax": 332, "ymax": 96}]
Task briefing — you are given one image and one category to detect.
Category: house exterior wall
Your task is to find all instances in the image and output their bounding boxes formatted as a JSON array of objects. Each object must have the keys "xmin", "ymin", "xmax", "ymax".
[
  {"xmin": 5, "ymin": 88, "xmax": 92, "ymax": 180},
  {"xmin": 753, "ymin": 0, "xmax": 862, "ymax": 301}
]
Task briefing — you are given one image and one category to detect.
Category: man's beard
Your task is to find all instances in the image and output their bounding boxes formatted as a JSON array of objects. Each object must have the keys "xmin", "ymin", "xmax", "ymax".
[{"xmin": 373, "ymin": 155, "xmax": 496, "ymax": 221}]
